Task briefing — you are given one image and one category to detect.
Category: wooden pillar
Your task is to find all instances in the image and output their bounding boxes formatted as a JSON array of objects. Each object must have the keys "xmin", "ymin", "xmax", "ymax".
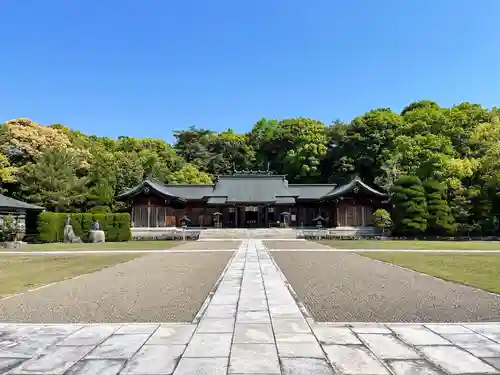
[
  {"xmin": 147, "ymin": 199, "xmax": 151, "ymax": 228},
  {"xmin": 295, "ymin": 205, "xmax": 298, "ymax": 226}
]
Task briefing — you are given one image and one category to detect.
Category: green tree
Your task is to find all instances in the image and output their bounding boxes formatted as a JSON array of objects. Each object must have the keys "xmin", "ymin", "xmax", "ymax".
[
  {"xmin": 166, "ymin": 164, "xmax": 212, "ymax": 184},
  {"xmin": 250, "ymin": 118, "xmax": 328, "ymax": 182},
  {"xmin": 342, "ymin": 109, "xmax": 404, "ymax": 184},
  {"xmin": 0, "ymin": 153, "xmax": 16, "ymax": 192},
  {"xmin": 373, "ymin": 209, "xmax": 392, "ymax": 235},
  {"xmin": 17, "ymin": 148, "xmax": 88, "ymax": 212},
  {"xmin": 400, "ymin": 100, "xmax": 440, "ymax": 116},
  {"xmin": 85, "ymin": 151, "xmax": 117, "ymax": 211},
  {"xmin": 173, "ymin": 126, "xmax": 215, "ymax": 171},
  {"xmin": 449, "ymin": 185, "xmax": 477, "ymax": 236},
  {"xmin": 424, "ymin": 180, "xmax": 455, "ymax": 236},
  {"xmin": 390, "ymin": 176, "xmax": 428, "ymax": 236},
  {"xmin": 206, "ymin": 130, "xmax": 255, "ymax": 175}
]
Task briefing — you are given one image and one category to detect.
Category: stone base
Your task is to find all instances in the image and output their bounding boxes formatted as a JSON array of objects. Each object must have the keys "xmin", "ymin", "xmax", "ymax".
[
  {"xmin": 90, "ymin": 230, "xmax": 106, "ymax": 243},
  {"xmin": 0, "ymin": 241, "xmax": 21, "ymax": 249},
  {"xmin": 64, "ymin": 225, "xmax": 82, "ymax": 243}
]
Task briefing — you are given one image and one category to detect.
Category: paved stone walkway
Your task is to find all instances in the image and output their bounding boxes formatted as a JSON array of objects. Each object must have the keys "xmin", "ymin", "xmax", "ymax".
[{"xmin": 0, "ymin": 240, "xmax": 500, "ymax": 373}]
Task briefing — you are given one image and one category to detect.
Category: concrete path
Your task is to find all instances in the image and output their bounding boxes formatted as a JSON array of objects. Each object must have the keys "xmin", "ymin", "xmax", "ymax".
[{"xmin": 0, "ymin": 240, "xmax": 500, "ymax": 374}]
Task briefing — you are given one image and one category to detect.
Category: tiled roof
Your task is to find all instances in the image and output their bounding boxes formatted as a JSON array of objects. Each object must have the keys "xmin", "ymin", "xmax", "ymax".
[
  {"xmin": 116, "ymin": 175, "xmax": 385, "ymax": 204},
  {"xmin": 164, "ymin": 185, "xmax": 214, "ymax": 200},
  {"xmin": 209, "ymin": 175, "xmax": 297, "ymax": 204},
  {"xmin": 321, "ymin": 177, "xmax": 385, "ymax": 199},
  {"xmin": 288, "ymin": 184, "xmax": 337, "ymax": 200},
  {"xmin": 0, "ymin": 194, "xmax": 45, "ymax": 211},
  {"xmin": 116, "ymin": 179, "xmax": 188, "ymax": 202}
]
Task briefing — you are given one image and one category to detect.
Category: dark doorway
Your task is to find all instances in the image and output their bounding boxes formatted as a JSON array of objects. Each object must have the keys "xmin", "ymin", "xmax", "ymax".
[{"xmin": 244, "ymin": 206, "xmax": 258, "ymax": 227}]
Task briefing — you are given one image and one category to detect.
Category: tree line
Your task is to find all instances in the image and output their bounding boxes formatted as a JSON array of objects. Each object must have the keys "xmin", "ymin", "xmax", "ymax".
[{"xmin": 1, "ymin": 100, "xmax": 499, "ymax": 235}]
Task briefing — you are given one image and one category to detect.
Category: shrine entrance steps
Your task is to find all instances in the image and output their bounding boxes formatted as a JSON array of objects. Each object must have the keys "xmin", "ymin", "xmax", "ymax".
[{"xmin": 198, "ymin": 228, "xmax": 298, "ymax": 240}]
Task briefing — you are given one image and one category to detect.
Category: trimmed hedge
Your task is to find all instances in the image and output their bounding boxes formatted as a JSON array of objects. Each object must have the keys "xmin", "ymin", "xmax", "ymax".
[{"xmin": 37, "ymin": 212, "xmax": 131, "ymax": 243}]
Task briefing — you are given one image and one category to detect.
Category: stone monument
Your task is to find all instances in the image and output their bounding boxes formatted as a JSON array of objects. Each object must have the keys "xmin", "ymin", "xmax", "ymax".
[
  {"xmin": 63, "ymin": 215, "xmax": 82, "ymax": 243},
  {"xmin": 89, "ymin": 220, "xmax": 105, "ymax": 243}
]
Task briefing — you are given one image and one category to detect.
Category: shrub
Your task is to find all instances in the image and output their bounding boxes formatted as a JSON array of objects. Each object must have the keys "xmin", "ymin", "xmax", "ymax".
[
  {"xmin": 116, "ymin": 213, "xmax": 132, "ymax": 241},
  {"xmin": 38, "ymin": 212, "xmax": 64, "ymax": 242},
  {"xmin": 81, "ymin": 213, "xmax": 94, "ymax": 242},
  {"xmin": 70, "ymin": 214, "xmax": 83, "ymax": 240},
  {"xmin": 90, "ymin": 206, "xmax": 111, "ymax": 213},
  {"xmin": 373, "ymin": 209, "xmax": 392, "ymax": 235},
  {"xmin": 37, "ymin": 212, "xmax": 131, "ymax": 243},
  {"xmin": 105, "ymin": 214, "xmax": 119, "ymax": 241},
  {"xmin": 0, "ymin": 215, "xmax": 20, "ymax": 242}
]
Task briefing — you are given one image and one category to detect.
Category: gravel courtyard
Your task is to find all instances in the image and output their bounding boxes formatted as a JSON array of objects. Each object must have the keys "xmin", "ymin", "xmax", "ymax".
[
  {"xmin": 263, "ymin": 240, "xmax": 331, "ymax": 250},
  {"xmin": 0, "ymin": 251, "xmax": 232, "ymax": 323},
  {"xmin": 271, "ymin": 251, "xmax": 500, "ymax": 322},
  {"xmin": 172, "ymin": 240, "xmax": 241, "ymax": 251}
]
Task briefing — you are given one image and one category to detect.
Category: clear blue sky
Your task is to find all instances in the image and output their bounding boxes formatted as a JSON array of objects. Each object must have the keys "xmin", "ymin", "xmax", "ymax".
[{"xmin": 1, "ymin": 0, "xmax": 499, "ymax": 142}]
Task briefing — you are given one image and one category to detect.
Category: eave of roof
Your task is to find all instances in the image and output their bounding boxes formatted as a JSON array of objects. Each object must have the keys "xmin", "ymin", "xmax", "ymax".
[
  {"xmin": 0, "ymin": 194, "xmax": 45, "ymax": 211},
  {"xmin": 320, "ymin": 177, "xmax": 385, "ymax": 199},
  {"xmin": 288, "ymin": 184, "xmax": 337, "ymax": 200},
  {"xmin": 116, "ymin": 179, "xmax": 187, "ymax": 202}
]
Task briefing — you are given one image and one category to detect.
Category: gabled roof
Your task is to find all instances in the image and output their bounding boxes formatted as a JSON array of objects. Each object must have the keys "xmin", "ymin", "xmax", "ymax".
[
  {"xmin": 288, "ymin": 184, "xmax": 337, "ymax": 200},
  {"xmin": 207, "ymin": 174, "xmax": 297, "ymax": 204},
  {"xmin": 163, "ymin": 185, "xmax": 214, "ymax": 200},
  {"xmin": 320, "ymin": 177, "xmax": 385, "ymax": 199},
  {"xmin": 116, "ymin": 179, "xmax": 188, "ymax": 202},
  {"xmin": 116, "ymin": 174, "xmax": 385, "ymax": 204},
  {"xmin": 0, "ymin": 194, "xmax": 45, "ymax": 211}
]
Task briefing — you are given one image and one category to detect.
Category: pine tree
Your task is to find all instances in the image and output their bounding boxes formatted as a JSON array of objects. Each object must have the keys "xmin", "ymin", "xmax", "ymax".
[
  {"xmin": 17, "ymin": 148, "xmax": 87, "ymax": 212},
  {"xmin": 85, "ymin": 151, "xmax": 117, "ymax": 211},
  {"xmin": 424, "ymin": 179, "xmax": 456, "ymax": 236},
  {"xmin": 390, "ymin": 175, "xmax": 428, "ymax": 236},
  {"xmin": 449, "ymin": 186, "xmax": 476, "ymax": 236}
]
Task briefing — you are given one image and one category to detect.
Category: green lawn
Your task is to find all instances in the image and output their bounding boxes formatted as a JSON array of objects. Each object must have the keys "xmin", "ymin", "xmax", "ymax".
[
  {"xmin": 0, "ymin": 254, "xmax": 142, "ymax": 297},
  {"xmin": 317, "ymin": 240, "xmax": 500, "ymax": 250},
  {"xmin": 359, "ymin": 252, "xmax": 500, "ymax": 294},
  {"xmin": 14, "ymin": 241, "xmax": 184, "ymax": 252}
]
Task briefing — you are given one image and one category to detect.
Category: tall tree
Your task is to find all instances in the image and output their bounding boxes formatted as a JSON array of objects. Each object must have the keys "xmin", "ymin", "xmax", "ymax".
[
  {"xmin": 17, "ymin": 148, "xmax": 88, "ymax": 212},
  {"xmin": 85, "ymin": 151, "xmax": 117, "ymax": 210},
  {"xmin": 250, "ymin": 118, "xmax": 328, "ymax": 182},
  {"xmin": 343, "ymin": 109, "xmax": 404, "ymax": 184},
  {"xmin": 424, "ymin": 179, "xmax": 455, "ymax": 236},
  {"xmin": 0, "ymin": 153, "xmax": 16, "ymax": 193},
  {"xmin": 166, "ymin": 164, "xmax": 212, "ymax": 184},
  {"xmin": 173, "ymin": 126, "xmax": 214, "ymax": 170},
  {"xmin": 0, "ymin": 119, "xmax": 75, "ymax": 166},
  {"xmin": 390, "ymin": 176, "xmax": 428, "ymax": 236}
]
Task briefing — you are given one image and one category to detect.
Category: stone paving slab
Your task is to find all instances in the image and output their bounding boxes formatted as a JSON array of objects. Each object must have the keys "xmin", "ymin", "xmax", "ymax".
[{"xmin": 1, "ymin": 240, "xmax": 500, "ymax": 374}]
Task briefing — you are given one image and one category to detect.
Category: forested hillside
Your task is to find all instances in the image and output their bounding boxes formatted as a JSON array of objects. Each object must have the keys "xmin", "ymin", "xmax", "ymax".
[{"xmin": 1, "ymin": 100, "xmax": 500, "ymax": 235}]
